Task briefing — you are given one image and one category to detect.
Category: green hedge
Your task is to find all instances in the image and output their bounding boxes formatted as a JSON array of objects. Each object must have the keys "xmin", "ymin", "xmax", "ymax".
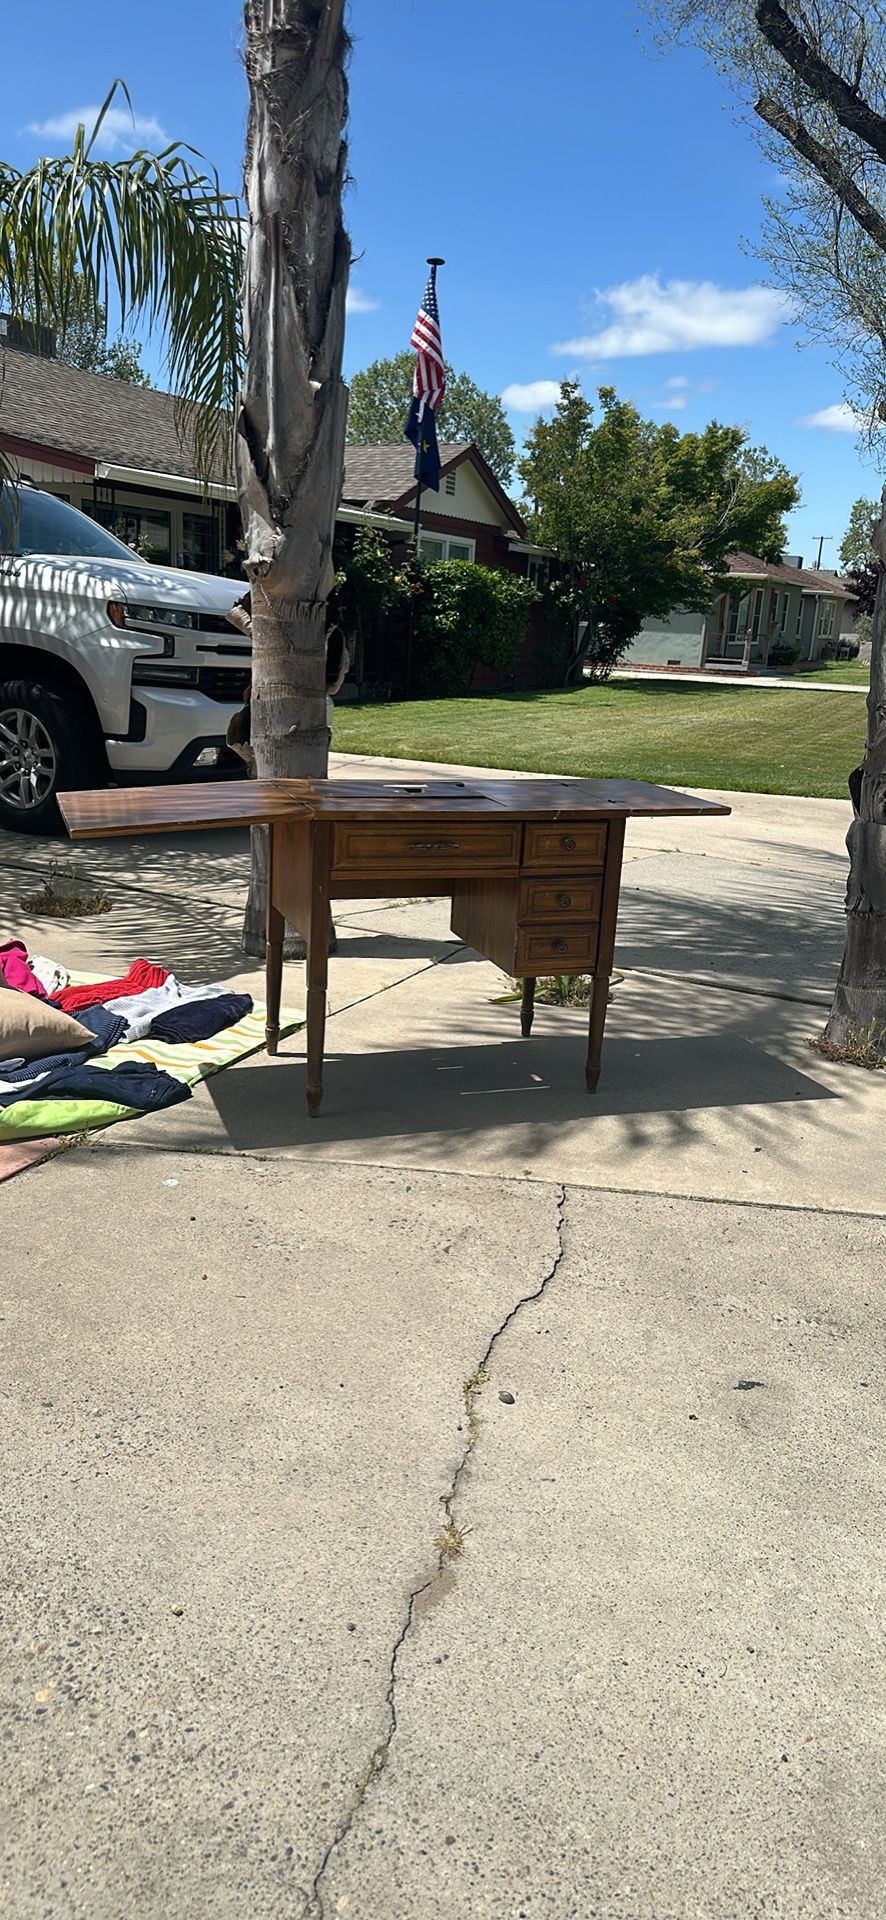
[{"xmin": 414, "ymin": 560, "xmax": 537, "ymax": 695}]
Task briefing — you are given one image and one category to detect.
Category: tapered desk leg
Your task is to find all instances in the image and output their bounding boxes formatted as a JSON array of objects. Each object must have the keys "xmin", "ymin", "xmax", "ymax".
[
  {"xmin": 521, "ymin": 976, "xmax": 536, "ymax": 1037},
  {"xmin": 586, "ymin": 817, "xmax": 625, "ymax": 1093},
  {"xmin": 306, "ymin": 823, "xmax": 334, "ymax": 1117},
  {"xmin": 265, "ymin": 825, "xmax": 284, "ymax": 1056}
]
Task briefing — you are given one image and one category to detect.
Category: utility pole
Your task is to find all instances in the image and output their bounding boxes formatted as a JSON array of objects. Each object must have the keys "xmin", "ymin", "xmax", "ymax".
[{"xmin": 814, "ymin": 534, "xmax": 831, "ymax": 570}]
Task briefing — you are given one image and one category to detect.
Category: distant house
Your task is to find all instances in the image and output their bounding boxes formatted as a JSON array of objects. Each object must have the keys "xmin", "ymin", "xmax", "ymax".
[
  {"xmin": 340, "ymin": 441, "xmax": 545, "ymax": 578},
  {"xmin": 623, "ymin": 552, "xmax": 856, "ymax": 672}
]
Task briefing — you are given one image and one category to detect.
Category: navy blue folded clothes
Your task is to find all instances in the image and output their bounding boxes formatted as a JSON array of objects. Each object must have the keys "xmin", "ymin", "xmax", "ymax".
[
  {"xmin": 149, "ymin": 992, "xmax": 253, "ymax": 1045},
  {"xmin": 76, "ymin": 1004, "xmax": 128, "ymax": 1049},
  {"xmin": 0, "ymin": 1003, "xmax": 127, "ymax": 1089},
  {"xmin": 0, "ymin": 1060, "xmax": 192, "ymax": 1111}
]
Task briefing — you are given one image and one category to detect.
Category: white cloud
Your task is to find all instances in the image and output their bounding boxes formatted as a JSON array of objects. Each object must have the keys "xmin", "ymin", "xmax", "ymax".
[
  {"xmin": 500, "ymin": 379, "xmax": 563, "ymax": 412},
  {"xmin": 664, "ymin": 374, "xmax": 690, "ymax": 389},
  {"xmin": 650, "ymin": 394, "xmax": 688, "ymax": 411},
  {"xmin": 796, "ymin": 401, "xmax": 870, "ymax": 433},
  {"xmin": 27, "ymin": 105, "xmax": 169, "ymax": 155},
  {"xmin": 346, "ymin": 286, "xmax": 380, "ymax": 315},
  {"xmin": 552, "ymin": 275, "xmax": 793, "ymax": 359}
]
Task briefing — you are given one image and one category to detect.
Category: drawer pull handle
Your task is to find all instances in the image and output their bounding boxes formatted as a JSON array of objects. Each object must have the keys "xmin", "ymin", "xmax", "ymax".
[
  {"xmin": 554, "ymin": 939, "xmax": 569, "ymax": 956},
  {"xmin": 406, "ymin": 839, "xmax": 461, "ymax": 851},
  {"xmin": 557, "ymin": 892, "xmax": 572, "ymax": 909},
  {"xmin": 562, "ymin": 835, "xmax": 576, "ymax": 851}
]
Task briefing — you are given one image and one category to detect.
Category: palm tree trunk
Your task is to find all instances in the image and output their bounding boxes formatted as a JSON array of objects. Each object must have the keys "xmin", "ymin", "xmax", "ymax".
[
  {"xmin": 238, "ymin": 0, "xmax": 350, "ymax": 956},
  {"xmin": 823, "ymin": 484, "xmax": 886, "ymax": 1052}
]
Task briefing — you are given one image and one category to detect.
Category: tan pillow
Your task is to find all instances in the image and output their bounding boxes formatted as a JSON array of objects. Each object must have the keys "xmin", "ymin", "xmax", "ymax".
[{"xmin": 0, "ymin": 987, "xmax": 94, "ymax": 1062}]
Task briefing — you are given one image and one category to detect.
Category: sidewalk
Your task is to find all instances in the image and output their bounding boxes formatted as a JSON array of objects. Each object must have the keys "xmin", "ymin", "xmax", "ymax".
[
  {"xmin": 3, "ymin": 762, "xmax": 886, "ymax": 1919},
  {"xmin": 612, "ymin": 664, "xmax": 867, "ymax": 691}
]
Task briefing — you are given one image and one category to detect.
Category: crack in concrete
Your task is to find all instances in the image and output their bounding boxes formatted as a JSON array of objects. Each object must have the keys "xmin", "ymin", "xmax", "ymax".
[{"xmin": 305, "ymin": 1182, "xmax": 567, "ymax": 1918}]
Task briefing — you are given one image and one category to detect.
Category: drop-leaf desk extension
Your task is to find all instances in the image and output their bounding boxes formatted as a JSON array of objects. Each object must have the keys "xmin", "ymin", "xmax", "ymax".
[{"xmin": 59, "ymin": 775, "xmax": 729, "ymax": 1116}]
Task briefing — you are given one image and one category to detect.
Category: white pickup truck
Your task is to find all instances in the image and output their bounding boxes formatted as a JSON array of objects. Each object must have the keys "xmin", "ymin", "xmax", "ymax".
[{"xmin": 0, "ymin": 481, "xmax": 251, "ymax": 833}]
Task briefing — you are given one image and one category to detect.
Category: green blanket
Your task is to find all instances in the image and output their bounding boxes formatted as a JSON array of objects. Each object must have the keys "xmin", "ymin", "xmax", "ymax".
[{"xmin": 0, "ymin": 1001, "xmax": 303, "ymax": 1142}]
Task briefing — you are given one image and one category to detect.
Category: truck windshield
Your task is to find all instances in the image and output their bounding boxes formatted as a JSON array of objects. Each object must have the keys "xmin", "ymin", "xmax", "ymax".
[{"xmin": 0, "ymin": 486, "xmax": 142, "ymax": 561}]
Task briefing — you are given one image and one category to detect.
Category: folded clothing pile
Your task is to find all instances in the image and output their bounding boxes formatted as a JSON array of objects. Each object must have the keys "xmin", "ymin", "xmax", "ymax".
[{"xmin": 0, "ymin": 947, "xmax": 253, "ymax": 1112}]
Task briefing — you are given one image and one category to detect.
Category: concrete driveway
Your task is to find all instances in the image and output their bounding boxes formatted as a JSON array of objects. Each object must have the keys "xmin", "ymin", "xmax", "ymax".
[{"xmin": 2, "ymin": 759, "xmax": 885, "ymax": 1919}]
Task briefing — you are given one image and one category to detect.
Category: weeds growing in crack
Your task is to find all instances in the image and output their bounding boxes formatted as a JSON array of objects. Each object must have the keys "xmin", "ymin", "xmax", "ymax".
[
  {"xmin": 434, "ymin": 1521, "xmax": 469, "ymax": 1560},
  {"xmin": 462, "ymin": 1363, "xmax": 489, "ymax": 1438},
  {"xmin": 354, "ymin": 1749, "xmax": 385, "ymax": 1804}
]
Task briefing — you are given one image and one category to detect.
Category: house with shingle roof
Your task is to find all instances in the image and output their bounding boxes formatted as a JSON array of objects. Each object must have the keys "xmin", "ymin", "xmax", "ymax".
[
  {"xmin": 0, "ymin": 333, "xmax": 557, "ymax": 690},
  {"xmin": 624, "ymin": 550, "xmax": 857, "ymax": 672},
  {"xmin": 0, "ymin": 333, "xmax": 541, "ymax": 586}
]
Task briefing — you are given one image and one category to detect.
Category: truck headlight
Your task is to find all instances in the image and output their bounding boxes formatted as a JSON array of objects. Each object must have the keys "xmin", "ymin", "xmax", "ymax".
[{"xmin": 107, "ymin": 600, "xmax": 195, "ymax": 629}]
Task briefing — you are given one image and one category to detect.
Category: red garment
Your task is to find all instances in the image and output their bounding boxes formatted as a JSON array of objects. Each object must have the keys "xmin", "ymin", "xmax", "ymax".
[
  {"xmin": 0, "ymin": 941, "xmax": 47, "ymax": 998},
  {"xmin": 55, "ymin": 959, "xmax": 169, "ymax": 1016}
]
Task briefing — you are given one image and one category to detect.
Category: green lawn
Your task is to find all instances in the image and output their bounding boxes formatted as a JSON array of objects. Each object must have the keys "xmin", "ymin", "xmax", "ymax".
[
  {"xmin": 334, "ymin": 681, "xmax": 867, "ymax": 798},
  {"xmin": 788, "ymin": 656, "xmax": 870, "ymax": 686}
]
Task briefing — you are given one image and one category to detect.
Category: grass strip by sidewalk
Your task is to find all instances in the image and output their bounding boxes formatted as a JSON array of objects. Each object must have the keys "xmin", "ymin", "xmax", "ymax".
[{"xmin": 334, "ymin": 682, "xmax": 865, "ymax": 799}]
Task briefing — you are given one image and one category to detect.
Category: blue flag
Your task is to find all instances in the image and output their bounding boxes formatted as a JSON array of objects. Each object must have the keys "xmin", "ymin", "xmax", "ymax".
[{"xmin": 404, "ymin": 396, "xmax": 441, "ymax": 492}]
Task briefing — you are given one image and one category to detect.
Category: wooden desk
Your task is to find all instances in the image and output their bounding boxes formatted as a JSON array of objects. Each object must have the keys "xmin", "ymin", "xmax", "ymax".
[{"xmin": 59, "ymin": 775, "xmax": 729, "ymax": 1115}]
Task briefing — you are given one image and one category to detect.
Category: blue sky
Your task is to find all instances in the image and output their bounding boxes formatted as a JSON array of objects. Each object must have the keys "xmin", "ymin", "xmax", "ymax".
[{"xmin": 5, "ymin": 0, "xmax": 882, "ymax": 565}]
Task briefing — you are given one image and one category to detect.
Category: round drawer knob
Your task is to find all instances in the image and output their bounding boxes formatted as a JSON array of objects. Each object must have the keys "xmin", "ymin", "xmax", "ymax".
[
  {"xmin": 557, "ymin": 892, "xmax": 572, "ymax": 909},
  {"xmin": 562, "ymin": 835, "xmax": 576, "ymax": 851},
  {"xmin": 554, "ymin": 939, "xmax": 568, "ymax": 956}
]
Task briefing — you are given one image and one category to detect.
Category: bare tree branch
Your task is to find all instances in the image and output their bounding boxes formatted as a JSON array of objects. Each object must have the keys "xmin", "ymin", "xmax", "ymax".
[
  {"xmin": 755, "ymin": 91, "xmax": 886, "ymax": 252},
  {"xmin": 755, "ymin": 0, "xmax": 886, "ymax": 163}
]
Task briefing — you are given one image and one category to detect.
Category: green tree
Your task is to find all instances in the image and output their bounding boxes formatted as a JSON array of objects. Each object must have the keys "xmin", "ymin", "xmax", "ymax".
[
  {"xmin": 347, "ymin": 350, "xmax": 516, "ymax": 483},
  {"xmin": 518, "ymin": 381, "xmax": 798, "ymax": 680},
  {"xmin": 645, "ymin": 0, "xmax": 886, "ymax": 1053},
  {"xmin": 840, "ymin": 497, "xmax": 879, "ymax": 574},
  {"xmin": 840, "ymin": 496, "xmax": 880, "ymax": 615},
  {"xmin": 52, "ymin": 275, "xmax": 150, "ymax": 385}
]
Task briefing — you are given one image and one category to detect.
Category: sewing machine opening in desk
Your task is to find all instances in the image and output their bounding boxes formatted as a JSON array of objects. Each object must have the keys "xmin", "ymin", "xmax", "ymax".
[{"xmin": 380, "ymin": 781, "xmax": 476, "ymax": 797}]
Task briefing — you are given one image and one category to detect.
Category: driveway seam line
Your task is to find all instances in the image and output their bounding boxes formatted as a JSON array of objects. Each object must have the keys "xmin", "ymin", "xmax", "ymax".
[{"xmin": 80, "ymin": 1137, "xmax": 886, "ymax": 1221}]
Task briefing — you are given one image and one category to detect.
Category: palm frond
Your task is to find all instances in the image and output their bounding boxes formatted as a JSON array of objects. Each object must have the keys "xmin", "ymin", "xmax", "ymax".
[{"xmin": 0, "ymin": 82, "xmax": 243, "ymax": 486}]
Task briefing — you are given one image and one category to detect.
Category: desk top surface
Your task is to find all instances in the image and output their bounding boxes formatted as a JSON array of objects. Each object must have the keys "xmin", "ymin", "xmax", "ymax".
[{"xmin": 59, "ymin": 775, "xmax": 731, "ymax": 839}]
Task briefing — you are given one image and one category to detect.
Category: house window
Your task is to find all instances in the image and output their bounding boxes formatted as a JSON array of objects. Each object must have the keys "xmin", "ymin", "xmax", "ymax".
[
  {"xmin": 773, "ymin": 589, "xmax": 788, "ymax": 631},
  {"xmin": 92, "ymin": 501, "xmax": 171, "ymax": 564},
  {"xmin": 444, "ymin": 472, "xmax": 457, "ymax": 496},
  {"xmin": 817, "ymin": 599, "xmax": 836, "ymax": 639},
  {"xmin": 796, "ymin": 597, "xmax": 805, "ymax": 637},
  {"xmin": 418, "ymin": 534, "xmax": 476, "ymax": 563},
  {"xmin": 181, "ymin": 510, "xmax": 219, "ymax": 573},
  {"xmin": 527, "ymin": 557, "xmax": 550, "ymax": 590}
]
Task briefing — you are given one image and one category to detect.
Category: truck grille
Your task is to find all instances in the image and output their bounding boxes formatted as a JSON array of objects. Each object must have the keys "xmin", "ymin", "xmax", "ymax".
[{"xmin": 196, "ymin": 666, "xmax": 251, "ymax": 703}]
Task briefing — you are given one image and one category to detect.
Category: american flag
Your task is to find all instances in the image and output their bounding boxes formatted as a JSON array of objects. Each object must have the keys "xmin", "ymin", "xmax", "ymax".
[{"xmin": 410, "ymin": 266, "xmax": 446, "ymax": 415}]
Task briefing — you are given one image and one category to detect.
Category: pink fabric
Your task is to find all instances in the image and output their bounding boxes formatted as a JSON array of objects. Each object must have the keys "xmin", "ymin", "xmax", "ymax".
[{"xmin": 0, "ymin": 942, "xmax": 47, "ymax": 998}]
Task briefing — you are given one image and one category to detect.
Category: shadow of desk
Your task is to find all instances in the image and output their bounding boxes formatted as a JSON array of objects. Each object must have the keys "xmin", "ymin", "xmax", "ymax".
[{"xmin": 59, "ymin": 774, "xmax": 730, "ymax": 1116}]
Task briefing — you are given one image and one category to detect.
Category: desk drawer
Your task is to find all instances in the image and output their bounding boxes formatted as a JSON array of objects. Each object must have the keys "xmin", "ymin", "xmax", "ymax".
[
  {"xmin": 519, "ymin": 875, "xmax": 602, "ymax": 922},
  {"xmin": 333, "ymin": 821, "xmax": 521, "ymax": 875},
  {"xmin": 514, "ymin": 923, "xmax": 599, "ymax": 972},
  {"xmin": 522, "ymin": 823, "xmax": 607, "ymax": 870}
]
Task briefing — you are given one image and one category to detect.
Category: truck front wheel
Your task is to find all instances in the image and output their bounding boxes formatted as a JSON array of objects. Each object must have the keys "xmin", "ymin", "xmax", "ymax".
[{"xmin": 0, "ymin": 679, "xmax": 103, "ymax": 835}]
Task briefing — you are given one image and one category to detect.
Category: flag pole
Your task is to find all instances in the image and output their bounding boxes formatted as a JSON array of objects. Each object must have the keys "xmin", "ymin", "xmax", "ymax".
[{"xmin": 412, "ymin": 257, "xmax": 444, "ymax": 551}]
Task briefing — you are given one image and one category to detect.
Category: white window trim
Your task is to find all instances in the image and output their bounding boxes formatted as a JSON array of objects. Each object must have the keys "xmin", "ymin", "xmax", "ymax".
[
  {"xmin": 817, "ymin": 599, "xmax": 836, "ymax": 639},
  {"xmin": 418, "ymin": 533, "xmax": 476, "ymax": 563}
]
